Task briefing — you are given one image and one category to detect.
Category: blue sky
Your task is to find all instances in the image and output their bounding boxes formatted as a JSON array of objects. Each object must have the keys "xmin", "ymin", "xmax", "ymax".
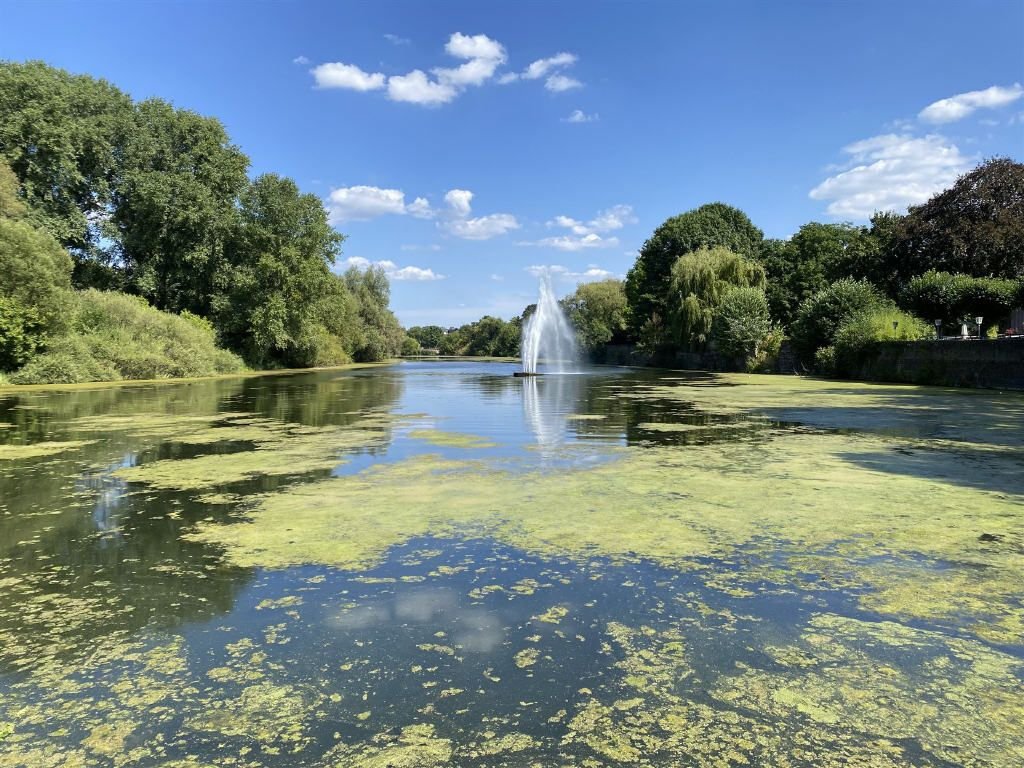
[{"xmin": 3, "ymin": 0, "xmax": 1023, "ymax": 326}]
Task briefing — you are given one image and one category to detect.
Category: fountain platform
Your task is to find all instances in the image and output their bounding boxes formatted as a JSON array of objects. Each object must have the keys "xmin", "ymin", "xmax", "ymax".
[{"xmin": 513, "ymin": 371, "xmax": 541, "ymax": 377}]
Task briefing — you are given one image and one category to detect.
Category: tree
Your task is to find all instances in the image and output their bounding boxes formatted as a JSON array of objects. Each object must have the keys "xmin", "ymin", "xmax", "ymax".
[
  {"xmin": 888, "ymin": 158, "xmax": 1024, "ymax": 282},
  {"xmin": 899, "ymin": 271, "xmax": 1019, "ymax": 330},
  {"xmin": 213, "ymin": 173, "xmax": 345, "ymax": 367},
  {"xmin": 667, "ymin": 246, "xmax": 766, "ymax": 350},
  {"xmin": 625, "ymin": 203, "xmax": 763, "ymax": 336},
  {"xmin": 758, "ymin": 223, "xmax": 881, "ymax": 327},
  {"xmin": 790, "ymin": 279, "xmax": 891, "ymax": 363},
  {"xmin": 0, "ymin": 61, "xmax": 131, "ymax": 259},
  {"xmin": 562, "ymin": 279, "xmax": 629, "ymax": 356},
  {"xmin": 0, "ymin": 160, "xmax": 75, "ymax": 370},
  {"xmin": 111, "ymin": 98, "xmax": 249, "ymax": 313},
  {"xmin": 407, "ymin": 325, "xmax": 446, "ymax": 350},
  {"xmin": 711, "ymin": 286, "xmax": 780, "ymax": 371}
]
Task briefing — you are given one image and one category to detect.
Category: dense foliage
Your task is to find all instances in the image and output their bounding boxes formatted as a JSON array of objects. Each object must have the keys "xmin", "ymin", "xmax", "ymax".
[
  {"xmin": 562, "ymin": 279, "xmax": 628, "ymax": 357},
  {"xmin": 438, "ymin": 316, "xmax": 521, "ymax": 357},
  {"xmin": 899, "ymin": 271, "xmax": 1019, "ymax": 331},
  {"xmin": 886, "ymin": 158, "xmax": 1024, "ymax": 282},
  {"xmin": 0, "ymin": 61, "xmax": 405, "ymax": 383},
  {"xmin": 789, "ymin": 279, "xmax": 891, "ymax": 363},
  {"xmin": 667, "ymin": 247, "xmax": 766, "ymax": 351},
  {"xmin": 625, "ymin": 203, "xmax": 763, "ymax": 337},
  {"xmin": 10, "ymin": 291, "xmax": 245, "ymax": 384},
  {"xmin": 710, "ymin": 287, "xmax": 782, "ymax": 371},
  {"xmin": 829, "ymin": 309, "xmax": 932, "ymax": 378},
  {"xmin": 406, "ymin": 325, "xmax": 447, "ymax": 351}
]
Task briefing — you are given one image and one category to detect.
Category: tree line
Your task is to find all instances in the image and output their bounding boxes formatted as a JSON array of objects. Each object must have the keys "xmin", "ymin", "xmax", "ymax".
[
  {"xmin": 0, "ymin": 61, "xmax": 404, "ymax": 384},
  {"xmin": 438, "ymin": 157, "xmax": 1023, "ymax": 378}
]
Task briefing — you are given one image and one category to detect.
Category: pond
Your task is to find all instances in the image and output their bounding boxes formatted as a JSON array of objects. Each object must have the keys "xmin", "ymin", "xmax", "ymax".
[{"xmin": 0, "ymin": 360, "xmax": 1022, "ymax": 767}]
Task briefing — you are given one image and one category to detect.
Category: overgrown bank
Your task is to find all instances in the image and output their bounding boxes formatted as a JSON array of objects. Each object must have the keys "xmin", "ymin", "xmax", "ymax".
[{"xmin": 0, "ymin": 61, "xmax": 407, "ymax": 385}]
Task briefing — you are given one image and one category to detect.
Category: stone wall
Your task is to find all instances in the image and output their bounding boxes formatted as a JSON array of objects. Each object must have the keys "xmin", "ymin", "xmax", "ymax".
[{"xmin": 853, "ymin": 338, "xmax": 1024, "ymax": 390}]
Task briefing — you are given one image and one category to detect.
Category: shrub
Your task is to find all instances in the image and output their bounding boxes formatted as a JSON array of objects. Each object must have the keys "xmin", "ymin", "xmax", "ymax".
[
  {"xmin": 10, "ymin": 290, "xmax": 245, "ymax": 384},
  {"xmin": 401, "ymin": 336, "xmax": 422, "ymax": 356},
  {"xmin": 900, "ymin": 271, "xmax": 1018, "ymax": 329},
  {"xmin": 668, "ymin": 247, "xmax": 766, "ymax": 350},
  {"xmin": 791, "ymin": 279, "xmax": 890, "ymax": 362},
  {"xmin": 814, "ymin": 345, "xmax": 837, "ymax": 376},
  {"xmin": 711, "ymin": 287, "xmax": 781, "ymax": 371},
  {"xmin": 833, "ymin": 308, "xmax": 931, "ymax": 377}
]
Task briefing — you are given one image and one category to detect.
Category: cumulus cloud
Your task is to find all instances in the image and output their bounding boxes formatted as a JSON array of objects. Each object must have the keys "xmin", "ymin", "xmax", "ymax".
[
  {"xmin": 520, "ymin": 204, "xmax": 635, "ymax": 249},
  {"xmin": 526, "ymin": 264, "xmax": 615, "ymax": 282},
  {"xmin": 523, "ymin": 52, "xmax": 578, "ymax": 80},
  {"xmin": 918, "ymin": 83, "xmax": 1023, "ymax": 124},
  {"xmin": 325, "ymin": 186, "xmax": 408, "ymax": 222},
  {"xmin": 311, "ymin": 32, "xmax": 505, "ymax": 107},
  {"xmin": 438, "ymin": 189, "xmax": 519, "ymax": 240},
  {"xmin": 341, "ymin": 257, "xmax": 444, "ymax": 281},
  {"xmin": 545, "ymin": 74, "xmax": 582, "ymax": 92},
  {"xmin": 311, "ymin": 62, "xmax": 386, "ymax": 91},
  {"xmin": 499, "ymin": 51, "xmax": 582, "ymax": 92},
  {"xmin": 445, "ymin": 213, "xmax": 519, "ymax": 240},
  {"xmin": 564, "ymin": 109, "xmax": 598, "ymax": 123},
  {"xmin": 809, "ymin": 133, "xmax": 972, "ymax": 218}
]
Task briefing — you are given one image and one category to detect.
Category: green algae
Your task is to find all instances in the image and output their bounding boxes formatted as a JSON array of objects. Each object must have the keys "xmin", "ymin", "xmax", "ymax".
[
  {"xmin": 0, "ymin": 440, "xmax": 95, "ymax": 460},
  {"xmin": 407, "ymin": 429, "xmax": 497, "ymax": 449},
  {"xmin": 321, "ymin": 723, "xmax": 452, "ymax": 767},
  {"xmin": 183, "ymin": 422, "xmax": 1024, "ymax": 644}
]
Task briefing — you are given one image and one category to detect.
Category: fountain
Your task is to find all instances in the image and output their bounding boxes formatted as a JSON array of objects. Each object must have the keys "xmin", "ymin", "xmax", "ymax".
[{"xmin": 515, "ymin": 271, "xmax": 579, "ymax": 376}]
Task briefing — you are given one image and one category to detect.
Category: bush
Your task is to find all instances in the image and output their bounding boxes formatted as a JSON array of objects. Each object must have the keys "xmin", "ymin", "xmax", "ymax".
[
  {"xmin": 833, "ymin": 308, "xmax": 931, "ymax": 377},
  {"xmin": 10, "ymin": 290, "xmax": 245, "ymax": 384},
  {"xmin": 711, "ymin": 287, "xmax": 781, "ymax": 371},
  {"xmin": 814, "ymin": 345, "xmax": 837, "ymax": 376},
  {"xmin": 900, "ymin": 271, "xmax": 1018, "ymax": 330},
  {"xmin": 401, "ymin": 336, "xmax": 422, "ymax": 356},
  {"xmin": 791, "ymin": 279, "xmax": 890, "ymax": 362}
]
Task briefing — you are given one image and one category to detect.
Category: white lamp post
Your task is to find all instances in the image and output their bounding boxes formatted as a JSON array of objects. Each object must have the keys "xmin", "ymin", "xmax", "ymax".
[{"xmin": 975, "ymin": 316, "xmax": 983, "ymax": 340}]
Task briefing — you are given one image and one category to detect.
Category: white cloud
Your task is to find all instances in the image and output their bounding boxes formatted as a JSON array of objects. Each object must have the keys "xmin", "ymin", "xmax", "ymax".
[
  {"xmin": 387, "ymin": 69, "xmax": 458, "ymax": 105},
  {"xmin": 400, "ymin": 243, "xmax": 442, "ymax": 252},
  {"xmin": 341, "ymin": 257, "xmax": 444, "ymax": 281},
  {"xmin": 919, "ymin": 83, "xmax": 1023, "ymax": 124},
  {"xmin": 522, "ymin": 233, "xmax": 621, "ymax": 252},
  {"xmin": 526, "ymin": 264, "xmax": 615, "ymax": 282},
  {"xmin": 292, "ymin": 55, "xmax": 310, "ymax": 66},
  {"xmin": 545, "ymin": 74, "xmax": 581, "ymax": 92},
  {"xmin": 383, "ymin": 33, "xmax": 410, "ymax": 45},
  {"xmin": 444, "ymin": 189, "xmax": 474, "ymax": 217},
  {"xmin": 406, "ymin": 197, "xmax": 435, "ymax": 219},
  {"xmin": 445, "ymin": 213, "xmax": 519, "ymax": 240},
  {"xmin": 548, "ymin": 204, "xmax": 635, "ymax": 235},
  {"xmin": 438, "ymin": 189, "xmax": 519, "ymax": 240},
  {"xmin": 326, "ymin": 186, "xmax": 407, "ymax": 222},
  {"xmin": 523, "ymin": 52, "xmax": 578, "ymax": 80},
  {"xmin": 445, "ymin": 32, "xmax": 504, "ymax": 62},
  {"xmin": 496, "ymin": 72, "xmax": 519, "ymax": 85},
  {"xmin": 311, "ymin": 62, "xmax": 386, "ymax": 91},
  {"xmin": 809, "ymin": 133, "xmax": 972, "ymax": 218},
  {"xmin": 564, "ymin": 109, "xmax": 598, "ymax": 123}
]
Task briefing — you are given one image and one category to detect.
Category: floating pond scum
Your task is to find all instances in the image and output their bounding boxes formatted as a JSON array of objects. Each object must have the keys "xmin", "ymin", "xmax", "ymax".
[{"xmin": 0, "ymin": 361, "xmax": 1022, "ymax": 766}]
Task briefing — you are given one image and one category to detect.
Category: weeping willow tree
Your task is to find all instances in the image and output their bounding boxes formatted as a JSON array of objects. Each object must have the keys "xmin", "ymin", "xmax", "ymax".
[{"xmin": 668, "ymin": 246, "xmax": 766, "ymax": 350}]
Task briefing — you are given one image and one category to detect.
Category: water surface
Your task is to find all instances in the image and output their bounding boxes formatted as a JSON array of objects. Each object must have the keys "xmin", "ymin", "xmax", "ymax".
[{"xmin": 1, "ymin": 361, "xmax": 1022, "ymax": 766}]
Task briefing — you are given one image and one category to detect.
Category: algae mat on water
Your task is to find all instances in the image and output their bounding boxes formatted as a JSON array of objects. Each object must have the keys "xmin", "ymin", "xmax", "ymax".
[{"xmin": 2, "ymin": 370, "xmax": 1023, "ymax": 766}]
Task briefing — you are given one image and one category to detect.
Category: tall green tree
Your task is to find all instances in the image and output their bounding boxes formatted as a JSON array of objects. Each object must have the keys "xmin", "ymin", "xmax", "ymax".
[
  {"xmin": 667, "ymin": 246, "xmax": 766, "ymax": 350},
  {"xmin": 111, "ymin": 98, "xmax": 249, "ymax": 313},
  {"xmin": 0, "ymin": 61, "xmax": 130, "ymax": 261},
  {"xmin": 757, "ymin": 222, "xmax": 881, "ymax": 327},
  {"xmin": 626, "ymin": 203, "xmax": 763, "ymax": 337},
  {"xmin": 562, "ymin": 279, "xmax": 629, "ymax": 356},
  {"xmin": 214, "ymin": 174, "xmax": 344, "ymax": 367},
  {"xmin": 888, "ymin": 158, "xmax": 1024, "ymax": 282},
  {"xmin": 0, "ymin": 160, "xmax": 75, "ymax": 370}
]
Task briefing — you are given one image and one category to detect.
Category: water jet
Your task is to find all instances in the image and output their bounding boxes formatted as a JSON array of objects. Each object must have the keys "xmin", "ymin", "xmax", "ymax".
[{"xmin": 517, "ymin": 272, "xmax": 579, "ymax": 376}]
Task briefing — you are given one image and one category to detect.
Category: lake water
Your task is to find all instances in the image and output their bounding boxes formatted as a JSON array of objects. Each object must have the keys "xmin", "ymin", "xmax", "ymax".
[{"xmin": 1, "ymin": 360, "xmax": 1022, "ymax": 766}]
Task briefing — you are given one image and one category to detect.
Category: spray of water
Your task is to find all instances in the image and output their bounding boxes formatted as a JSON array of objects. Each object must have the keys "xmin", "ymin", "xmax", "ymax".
[{"xmin": 520, "ymin": 272, "xmax": 579, "ymax": 374}]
